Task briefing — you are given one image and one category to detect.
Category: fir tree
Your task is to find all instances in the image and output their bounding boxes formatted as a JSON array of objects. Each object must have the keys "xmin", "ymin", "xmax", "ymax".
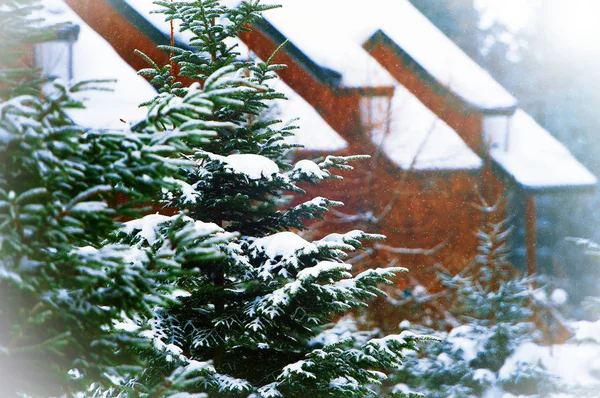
[
  {"xmin": 113, "ymin": 0, "xmax": 433, "ymax": 396},
  {"xmin": 389, "ymin": 202, "xmax": 551, "ymax": 397},
  {"xmin": 0, "ymin": 1, "xmax": 225, "ymax": 395}
]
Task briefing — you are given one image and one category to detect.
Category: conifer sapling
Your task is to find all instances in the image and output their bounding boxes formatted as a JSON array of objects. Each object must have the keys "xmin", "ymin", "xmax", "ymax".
[{"xmin": 115, "ymin": 0, "xmax": 433, "ymax": 396}]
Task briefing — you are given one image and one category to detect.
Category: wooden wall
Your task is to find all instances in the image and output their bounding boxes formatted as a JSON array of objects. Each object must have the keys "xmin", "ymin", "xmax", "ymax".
[{"xmin": 296, "ymin": 153, "xmax": 503, "ymax": 291}]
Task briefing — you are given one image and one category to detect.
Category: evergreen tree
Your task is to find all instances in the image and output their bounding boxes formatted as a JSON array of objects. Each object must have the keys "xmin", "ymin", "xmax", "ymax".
[
  {"xmin": 389, "ymin": 204, "xmax": 551, "ymax": 397},
  {"xmin": 112, "ymin": 0, "xmax": 432, "ymax": 396},
  {"xmin": 0, "ymin": 1, "xmax": 225, "ymax": 395}
]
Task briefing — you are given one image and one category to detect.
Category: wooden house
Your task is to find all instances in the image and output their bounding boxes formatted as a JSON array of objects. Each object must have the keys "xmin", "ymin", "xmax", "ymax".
[{"xmin": 60, "ymin": 0, "xmax": 596, "ymax": 291}]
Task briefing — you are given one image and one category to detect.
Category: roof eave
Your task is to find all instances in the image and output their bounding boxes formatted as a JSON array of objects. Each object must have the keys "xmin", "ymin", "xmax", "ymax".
[
  {"xmin": 364, "ymin": 29, "xmax": 517, "ymax": 116},
  {"xmin": 252, "ymin": 18, "xmax": 394, "ymax": 97},
  {"xmin": 521, "ymin": 183, "xmax": 597, "ymax": 195},
  {"xmin": 481, "ymin": 105, "xmax": 518, "ymax": 116},
  {"xmin": 490, "ymin": 159, "xmax": 597, "ymax": 195},
  {"xmin": 106, "ymin": 0, "xmax": 173, "ymax": 47}
]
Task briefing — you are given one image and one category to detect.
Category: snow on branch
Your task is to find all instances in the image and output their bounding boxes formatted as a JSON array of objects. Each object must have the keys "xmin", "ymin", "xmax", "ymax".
[
  {"xmin": 319, "ymin": 155, "xmax": 370, "ymax": 172},
  {"xmin": 566, "ymin": 237, "xmax": 600, "ymax": 256},
  {"xmin": 289, "ymin": 159, "xmax": 331, "ymax": 181},
  {"xmin": 281, "ymin": 197, "xmax": 344, "ymax": 228},
  {"xmin": 317, "ymin": 230, "xmax": 386, "ymax": 252},
  {"xmin": 362, "ymin": 331, "xmax": 431, "ymax": 368},
  {"xmin": 197, "ymin": 151, "xmax": 281, "ymax": 181},
  {"xmin": 122, "ymin": 213, "xmax": 185, "ymax": 245}
]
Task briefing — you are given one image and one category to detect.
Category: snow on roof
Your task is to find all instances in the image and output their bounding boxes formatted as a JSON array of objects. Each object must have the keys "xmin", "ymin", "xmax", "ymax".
[
  {"xmin": 47, "ymin": 0, "xmax": 345, "ymax": 152},
  {"xmin": 257, "ymin": 0, "xmax": 515, "ymax": 111},
  {"xmin": 271, "ymin": 79, "xmax": 347, "ymax": 151},
  {"xmin": 366, "ymin": 2, "xmax": 516, "ymax": 112},
  {"xmin": 125, "ymin": 0, "xmax": 473, "ymax": 164},
  {"xmin": 122, "ymin": 0, "xmax": 348, "ymax": 152},
  {"xmin": 44, "ymin": 0, "xmax": 157, "ymax": 129},
  {"xmin": 124, "ymin": 0, "xmax": 169, "ymax": 28},
  {"xmin": 362, "ymin": 86, "xmax": 482, "ymax": 171},
  {"xmin": 485, "ymin": 110, "xmax": 597, "ymax": 191},
  {"xmin": 254, "ymin": 0, "xmax": 397, "ymax": 88}
]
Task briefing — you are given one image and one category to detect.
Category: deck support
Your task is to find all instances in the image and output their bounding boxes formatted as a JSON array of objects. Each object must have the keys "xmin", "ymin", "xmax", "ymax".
[{"xmin": 525, "ymin": 195, "xmax": 537, "ymax": 276}]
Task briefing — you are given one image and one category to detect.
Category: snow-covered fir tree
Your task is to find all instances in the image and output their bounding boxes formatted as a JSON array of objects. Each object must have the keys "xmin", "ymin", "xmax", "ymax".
[
  {"xmin": 389, "ymin": 202, "xmax": 552, "ymax": 397},
  {"xmin": 110, "ymin": 0, "xmax": 433, "ymax": 396},
  {"xmin": 0, "ymin": 1, "xmax": 227, "ymax": 395}
]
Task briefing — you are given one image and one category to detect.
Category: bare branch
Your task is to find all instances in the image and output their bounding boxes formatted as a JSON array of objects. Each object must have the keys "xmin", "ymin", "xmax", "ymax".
[{"xmin": 375, "ymin": 238, "xmax": 448, "ymax": 256}]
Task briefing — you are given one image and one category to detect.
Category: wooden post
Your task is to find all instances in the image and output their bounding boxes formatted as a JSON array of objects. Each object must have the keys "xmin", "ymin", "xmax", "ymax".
[
  {"xmin": 525, "ymin": 195, "xmax": 537, "ymax": 276},
  {"xmin": 524, "ymin": 195, "xmax": 570, "ymax": 343}
]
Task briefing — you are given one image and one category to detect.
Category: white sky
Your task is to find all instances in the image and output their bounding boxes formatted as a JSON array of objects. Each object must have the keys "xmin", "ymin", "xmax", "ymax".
[
  {"xmin": 475, "ymin": 0, "xmax": 539, "ymax": 33},
  {"xmin": 476, "ymin": 0, "xmax": 600, "ymax": 53}
]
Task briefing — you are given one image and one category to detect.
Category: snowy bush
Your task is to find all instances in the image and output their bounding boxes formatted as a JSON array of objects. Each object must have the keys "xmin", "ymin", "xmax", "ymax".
[{"xmin": 387, "ymin": 205, "xmax": 554, "ymax": 397}]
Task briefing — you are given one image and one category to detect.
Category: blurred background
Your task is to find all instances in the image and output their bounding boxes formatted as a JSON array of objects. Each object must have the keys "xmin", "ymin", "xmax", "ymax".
[{"xmin": 411, "ymin": 0, "xmax": 600, "ymax": 304}]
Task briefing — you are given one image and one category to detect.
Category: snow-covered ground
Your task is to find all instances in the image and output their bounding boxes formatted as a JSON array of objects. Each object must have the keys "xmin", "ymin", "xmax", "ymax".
[{"xmin": 497, "ymin": 318, "xmax": 600, "ymax": 398}]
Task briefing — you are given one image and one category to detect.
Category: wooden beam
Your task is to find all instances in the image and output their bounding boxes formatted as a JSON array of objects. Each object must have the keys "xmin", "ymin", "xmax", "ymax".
[{"xmin": 525, "ymin": 195, "xmax": 537, "ymax": 275}]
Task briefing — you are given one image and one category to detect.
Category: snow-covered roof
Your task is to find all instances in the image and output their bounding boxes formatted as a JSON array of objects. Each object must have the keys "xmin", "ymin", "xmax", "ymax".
[
  {"xmin": 124, "ymin": 0, "xmax": 392, "ymax": 89},
  {"xmin": 485, "ymin": 110, "xmax": 597, "ymax": 191},
  {"xmin": 43, "ymin": 0, "xmax": 157, "ymax": 129},
  {"xmin": 90, "ymin": 0, "xmax": 486, "ymax": 167},
  {"xmin": 365, "ymin": 17, "xmax": 516, "ymax": 112},
  {"xmin": 46, "ymin": 0, "xmax": 347, "ymax": 151},
  {"xmin": 251, "ymin": 1, "xmax": 397, "ymax": 89},
  {"xmin": 64, "ymin": 0, "xmax": 595, "ymax": 184},
  {"xmin": 257, "ymin": 0, "xmax": 516, "ymax": 112},
  {"xmin": 362, "ymin": 87, "xmax": 482, "ymax": 171},
  {"xmin": 272, "ymin": 79, "xmax": 347, "ymax": 152},
  {"xmin": 124, "ymin": 0, "xmax": 195, "ymax": 46},
  {"xmin": 125, "ymin": 0, "xmax": 348, "ymax": 151}
]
